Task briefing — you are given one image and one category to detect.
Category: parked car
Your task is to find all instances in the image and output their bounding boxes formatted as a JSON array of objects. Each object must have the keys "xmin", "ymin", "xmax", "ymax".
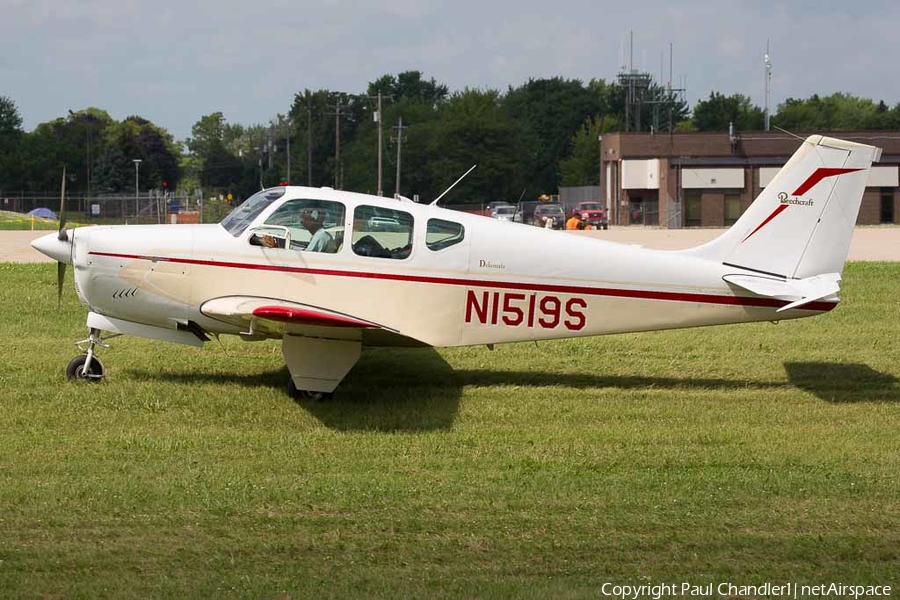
[
  {"xmin": 532, "ymin": 204, "xmax": 566, "ymax": 229},
  {"xmin": 491, "ymin": 205, "xmax": 516, "ymax": 222},
  {"xmin": 567, "ymin": 201, "xmax": 609, "ymax": 230},
  {"xmin": 486, "ymin": 201, "xmax": 513, "ymax": 214},
  {"xmin": 368, "ymin": 216, "xmax": 402, "ymax": 231}
]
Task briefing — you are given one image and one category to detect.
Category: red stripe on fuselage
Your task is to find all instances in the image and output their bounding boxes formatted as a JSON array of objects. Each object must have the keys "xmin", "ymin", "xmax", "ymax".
[{"xmin": 88, "ymin": 251, "xmax": 837, "ymax": 312}]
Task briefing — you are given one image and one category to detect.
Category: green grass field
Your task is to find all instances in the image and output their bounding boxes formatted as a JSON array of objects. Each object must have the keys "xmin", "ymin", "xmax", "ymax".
[
  {"xmin": 0, "ymin": 262, "xmax": 898, "ymax": 598},
  {"xmin": 0, "ymin": 210, "xmax": 99, "ymax": 231}
]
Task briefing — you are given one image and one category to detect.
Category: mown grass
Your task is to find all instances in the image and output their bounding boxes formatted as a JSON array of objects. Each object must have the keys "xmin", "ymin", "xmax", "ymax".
[
  {"xmin": 0, "ymin": 262, "xmax": 898, "ymax": 598},
  {"xmin": 0, "ymin": 210, "xmax": 97, "ymax": 231}
]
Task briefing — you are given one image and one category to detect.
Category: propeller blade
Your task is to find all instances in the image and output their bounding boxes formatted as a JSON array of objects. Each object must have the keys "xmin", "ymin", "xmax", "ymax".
[
  {"xmin": 57, "ymin": 261, "xmax": 67, "ymax": 307},
  {"xmin": 58, "ymin": 166, "xmax": 68, "ymax": 241}
]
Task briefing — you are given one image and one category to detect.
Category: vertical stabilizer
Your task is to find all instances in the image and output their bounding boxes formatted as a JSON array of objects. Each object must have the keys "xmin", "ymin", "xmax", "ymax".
[{"xmin": 682, "ymin": 135, "xmax": 881, "ymax": 278}]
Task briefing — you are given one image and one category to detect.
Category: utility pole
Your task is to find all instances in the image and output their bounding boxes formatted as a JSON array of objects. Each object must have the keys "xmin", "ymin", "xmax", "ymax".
[
  {"xmin": 328, "ymin": 98, "xmax": 344, "ymax": 189},
  {"xmin": 267, "ymin": 123, "xmax": 274, "ymax": 170},
  {"xmin": 367, "ymin": 91, "xmax": 393, "ymax": 196},
  {"xmin": 132, "ymin": 159, "xmax": 142, "ymax": 223},
  {"xmin": 376, "ymin": 92, "xmax": 383, "ymax": 195},
  {"xmin": 284, "ymin": 116, "xmax": 291, "ymax": 185},
  {"xmin": 307, "ymin": 94, "xmax": 313, "ymax": 187},
  {"xmin": 391, "ymin": 116, "xmax": 408, "ymax": 197},
  {"xmin": 764, "ymin": 39, "xmax": 772, "ymax": 131}
]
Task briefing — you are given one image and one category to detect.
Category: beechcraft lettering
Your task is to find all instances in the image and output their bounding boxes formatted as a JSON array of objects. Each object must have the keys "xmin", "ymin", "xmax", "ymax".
[
  {"xmin": 31, "ymin": 135, "xmax": 882, "ymax": 400},
  {"xmin": 777, "ymin": 191, "xmax": 814, "ymax": 207}
]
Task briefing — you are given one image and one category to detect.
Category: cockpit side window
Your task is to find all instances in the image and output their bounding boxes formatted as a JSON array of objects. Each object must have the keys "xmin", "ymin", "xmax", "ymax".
[
  {"xmin": 251, "ymin": 199, "xmax": 345, "ymax": 253},
  {"xmin": 351, "ymin": 205, "xmax": 414, "ymax": 260}
]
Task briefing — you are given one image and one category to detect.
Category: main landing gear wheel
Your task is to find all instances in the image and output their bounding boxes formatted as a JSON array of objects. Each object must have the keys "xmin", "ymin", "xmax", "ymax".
[
  {"xmin": 66, "ymin": 354, "xmax": 105, "ymax": 381},
  {"xmin": 287, "ymin": 378, "xmax": 332, "ymax": 402}
]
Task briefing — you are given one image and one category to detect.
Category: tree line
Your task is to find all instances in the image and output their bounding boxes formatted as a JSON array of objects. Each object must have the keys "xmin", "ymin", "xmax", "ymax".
[{"xmin": 2, "ymin": 72, "xmax": 899, "ymax": 207}]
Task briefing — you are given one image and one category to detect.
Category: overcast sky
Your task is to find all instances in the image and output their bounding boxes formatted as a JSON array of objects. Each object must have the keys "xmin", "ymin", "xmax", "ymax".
[{"xmin": 2, "ymin": 0, "xmax": 899, "ymax": 141}]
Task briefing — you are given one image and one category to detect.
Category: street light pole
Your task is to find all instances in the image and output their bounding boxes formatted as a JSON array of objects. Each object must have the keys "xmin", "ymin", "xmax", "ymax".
[{"xmin": 133, "ymin": 159, "xmax": 142, "ymax": 224}]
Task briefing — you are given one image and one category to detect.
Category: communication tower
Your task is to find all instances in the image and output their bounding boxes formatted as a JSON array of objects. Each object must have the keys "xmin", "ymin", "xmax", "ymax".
[{"xmin": 617, "ymin": 33, "xmax": 685, "ymax": 133}]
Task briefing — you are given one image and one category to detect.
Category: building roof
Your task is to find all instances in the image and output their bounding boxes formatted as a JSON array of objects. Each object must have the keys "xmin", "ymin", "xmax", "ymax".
[{"xmin": 602, "ymin": 130, "xmax": 900, "ymax": 164}]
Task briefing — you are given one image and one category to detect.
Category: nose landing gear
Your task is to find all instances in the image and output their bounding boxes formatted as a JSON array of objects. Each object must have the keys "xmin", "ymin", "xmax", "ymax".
[{"xmin": 66, "ymin": 327, "xmax": 118, "ymax": 382}]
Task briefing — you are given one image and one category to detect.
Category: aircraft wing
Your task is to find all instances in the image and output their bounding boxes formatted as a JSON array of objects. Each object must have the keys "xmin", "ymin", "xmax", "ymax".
[{"xmin": 200, "ymin": 296, "xmax": 428, "ymax": 347}]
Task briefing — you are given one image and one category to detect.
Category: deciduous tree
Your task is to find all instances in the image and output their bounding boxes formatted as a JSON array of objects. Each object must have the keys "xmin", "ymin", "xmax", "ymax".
[{"xmin": 691, "ymin": 92, "xmax": 764, "ymax": 132}]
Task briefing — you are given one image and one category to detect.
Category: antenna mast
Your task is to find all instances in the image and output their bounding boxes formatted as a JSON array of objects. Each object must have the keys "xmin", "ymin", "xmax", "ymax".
[
  {"xmin": 764, "ymin": 40, "xmax": 772, "ymax": 131},
  {"xmin": 430, "ymin": 164, "xmax": 477, "ymax": 206}
]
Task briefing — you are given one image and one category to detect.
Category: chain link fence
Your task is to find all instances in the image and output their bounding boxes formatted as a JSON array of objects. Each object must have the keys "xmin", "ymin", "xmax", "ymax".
[{"xmin": 1, "ymin": 190, "xmax": 235, "ymax": 225}]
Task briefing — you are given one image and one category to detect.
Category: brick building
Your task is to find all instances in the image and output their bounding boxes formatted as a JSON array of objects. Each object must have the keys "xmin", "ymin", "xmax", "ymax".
[{"xmin": 599, "ymin": 131, "xmax": 900, "ymax": 228}]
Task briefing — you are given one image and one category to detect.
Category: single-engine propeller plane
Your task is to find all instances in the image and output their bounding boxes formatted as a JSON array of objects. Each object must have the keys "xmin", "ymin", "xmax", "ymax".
[{"xmin": 32, "ymin": 135, "xmax": 881, "ymax": 399}]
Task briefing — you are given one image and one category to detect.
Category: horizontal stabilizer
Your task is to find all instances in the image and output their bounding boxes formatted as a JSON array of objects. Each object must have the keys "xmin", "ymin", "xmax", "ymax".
[{"xmin": 723, "ymin": 272, "xmax": 841, "ymax": 312}]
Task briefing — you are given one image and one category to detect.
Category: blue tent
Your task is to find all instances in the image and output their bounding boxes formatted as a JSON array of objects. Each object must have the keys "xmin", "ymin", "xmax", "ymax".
[{"xmin": 27, "ymin": 207, "xmax": 58, "ymax": 219}]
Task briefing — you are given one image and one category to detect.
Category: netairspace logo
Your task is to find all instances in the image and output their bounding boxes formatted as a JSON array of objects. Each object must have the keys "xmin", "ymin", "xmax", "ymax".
[{"xmin": 599, "ymin": 582, "xmax": 892, "ymax": 599}]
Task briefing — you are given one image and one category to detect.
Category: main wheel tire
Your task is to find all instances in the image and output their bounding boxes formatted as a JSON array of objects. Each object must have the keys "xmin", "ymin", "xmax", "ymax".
[
  {"xmin": 287, "ymin": 378, "xmax": 332, "ymax": 402},
  {"xmin": 66, "ymin": 354, "xmax": 105, "ymax": 381}
]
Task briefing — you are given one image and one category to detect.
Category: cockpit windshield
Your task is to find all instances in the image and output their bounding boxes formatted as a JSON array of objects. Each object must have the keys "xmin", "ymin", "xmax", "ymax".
[{"xmin": 220, "ymin": 187, "xmax": 286, "ymax": 236}]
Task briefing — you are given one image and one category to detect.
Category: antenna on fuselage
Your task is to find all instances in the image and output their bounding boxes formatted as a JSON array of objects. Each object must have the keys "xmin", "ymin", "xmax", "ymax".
[{"xmin": 430, "ymin": 164, "xmax": 476, "ymax": 206}]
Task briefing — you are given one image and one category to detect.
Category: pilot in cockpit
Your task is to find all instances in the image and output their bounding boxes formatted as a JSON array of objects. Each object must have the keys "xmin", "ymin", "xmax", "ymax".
[{"xmin": 261, "ymin": 205, "xmax": 336, "ymax": 253}]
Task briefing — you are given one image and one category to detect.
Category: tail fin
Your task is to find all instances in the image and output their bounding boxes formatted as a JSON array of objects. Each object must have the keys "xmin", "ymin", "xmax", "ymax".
[{"xmin": 682, "ymin": 135, "xmax": 881, "ymax": 279}]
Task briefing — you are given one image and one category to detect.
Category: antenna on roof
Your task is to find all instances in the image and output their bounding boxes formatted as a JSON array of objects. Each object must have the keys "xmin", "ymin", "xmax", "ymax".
[{"xmin": 430, "ymin": 164, "xmax": 476, "ymax": 206}]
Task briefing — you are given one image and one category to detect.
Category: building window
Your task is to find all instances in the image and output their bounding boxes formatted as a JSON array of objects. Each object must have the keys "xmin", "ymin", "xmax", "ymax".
[
  {"xmin": 685, "ymin": 190, "xmax": 702, "ymax": 227},
  {"xmin": 724, "ymin": 192, "xmax": 742, "ymax": 226},
  {"xmin": 881, "ymin": 187, "xmax": 895, "ymax": 224}
]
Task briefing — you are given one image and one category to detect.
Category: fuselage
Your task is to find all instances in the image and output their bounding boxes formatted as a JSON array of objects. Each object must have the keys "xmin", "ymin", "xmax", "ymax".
[{"xmin": 65, "ymin": 186, "xmax": 834, "ymax": 348}]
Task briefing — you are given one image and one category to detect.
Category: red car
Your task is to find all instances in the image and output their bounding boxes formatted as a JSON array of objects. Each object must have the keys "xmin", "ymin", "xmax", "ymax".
[
  {"xmin": 532, "ymin": 204, "xmax": 566, "ymax": 229},
  {"xmin": 567, "ymin": 202, "xmax": 609, "ymax": 230}
]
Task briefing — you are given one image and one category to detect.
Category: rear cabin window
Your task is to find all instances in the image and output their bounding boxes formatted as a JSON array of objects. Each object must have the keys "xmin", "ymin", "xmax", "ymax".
[
  {"xmin": 351, "ymin": 205, "xmax": 414, "ymax": 260},
  {"xmin": 426, "ymin": 219, "xmax": 465, "ymax": 251}
]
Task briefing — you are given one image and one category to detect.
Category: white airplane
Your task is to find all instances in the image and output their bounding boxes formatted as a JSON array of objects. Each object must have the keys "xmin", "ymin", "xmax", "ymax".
[{"xmin": 32, "ymin": 135, "xmax": 881, "ymax": 399}]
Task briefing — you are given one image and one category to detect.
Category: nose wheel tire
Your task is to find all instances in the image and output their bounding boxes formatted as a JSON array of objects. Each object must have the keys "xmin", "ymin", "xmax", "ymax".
[
  {"xmin": 66, "ymin": 354, "xmax": 105, "ymax": 381},
  {"xmin": 287, "ymin": 378, "xmax": 332, "ymax": 402}
]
